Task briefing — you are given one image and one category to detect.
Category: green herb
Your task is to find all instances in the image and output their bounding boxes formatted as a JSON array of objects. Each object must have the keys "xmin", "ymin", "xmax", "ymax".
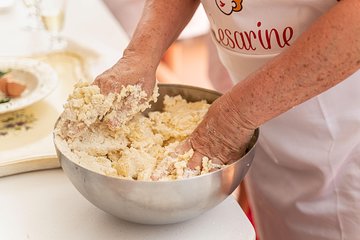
[
  {"xmin": 0, "ymin": 69, "xmax": 11, "ymax": 104},
  {"xmin": 0, "ymin": 70, "xmax": 10, "ymax": 78},
  {"xmin": 0, "ymin": 110, "xmax": 36, "ymax": 136},
  {"xmin": 0, "ymin": 97, "xmax": 10, "ymax": 104}
]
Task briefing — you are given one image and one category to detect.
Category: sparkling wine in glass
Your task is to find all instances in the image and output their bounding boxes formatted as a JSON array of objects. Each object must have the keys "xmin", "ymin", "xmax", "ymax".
[{"xmin": 40, "ymin": 0, "xmax": 67, "ymax": 50}]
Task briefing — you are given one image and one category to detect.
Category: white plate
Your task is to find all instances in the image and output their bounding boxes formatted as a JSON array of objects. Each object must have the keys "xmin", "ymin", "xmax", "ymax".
[{"xmin": 0, "ymin": 58, "xmax": 58, "ymax": 114}]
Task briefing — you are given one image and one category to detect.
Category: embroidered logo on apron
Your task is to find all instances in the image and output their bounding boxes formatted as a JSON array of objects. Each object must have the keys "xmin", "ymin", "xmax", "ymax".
[{"xmin": 215, "ymin": 0, "xmax": 243, "ymax": 15}]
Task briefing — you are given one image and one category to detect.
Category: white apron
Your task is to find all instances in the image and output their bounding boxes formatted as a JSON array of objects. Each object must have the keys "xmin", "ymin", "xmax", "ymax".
[{"xmin": 201, "ymin": 1, "xmax": 360, "ymax": 239}]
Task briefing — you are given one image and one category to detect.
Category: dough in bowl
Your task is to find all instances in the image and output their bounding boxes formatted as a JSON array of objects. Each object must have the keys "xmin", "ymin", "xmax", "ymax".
[{"xmin": 54, "ymin": 82, "xmax": 223, "ymax": 181}]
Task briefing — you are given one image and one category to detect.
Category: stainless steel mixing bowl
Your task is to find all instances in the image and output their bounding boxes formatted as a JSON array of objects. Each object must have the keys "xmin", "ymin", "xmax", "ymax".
[{"xmin": 54, "ymin": 84, "xmax": 259, "ymax": 225}]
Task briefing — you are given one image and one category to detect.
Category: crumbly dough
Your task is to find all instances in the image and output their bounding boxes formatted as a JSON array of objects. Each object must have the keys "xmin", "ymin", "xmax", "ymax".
[{"xmin": 55, "ymin": 82, "xmax": 223, "ymax": 181}]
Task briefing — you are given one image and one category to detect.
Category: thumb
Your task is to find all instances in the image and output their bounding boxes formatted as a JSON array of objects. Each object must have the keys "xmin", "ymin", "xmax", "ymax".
[
  {"xmin": 176, "ymin": 139, "xmax": 203, "ymax": 170},
  {"xmin": 187, "ymin": 151, "xmax": 203, "ymax": 170}
]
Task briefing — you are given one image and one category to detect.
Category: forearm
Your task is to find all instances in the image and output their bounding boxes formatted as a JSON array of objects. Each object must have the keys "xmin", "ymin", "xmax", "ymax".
[
  {"xmin": 228, "ymin": 0, "xmax": 360, "ymax": 129},
  {"xmin": 123, "ymin": 0, "xmax": 200, "ymax": 65}
]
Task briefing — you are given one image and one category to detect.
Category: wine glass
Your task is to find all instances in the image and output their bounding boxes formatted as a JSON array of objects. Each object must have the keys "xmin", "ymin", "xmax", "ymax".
[
  {"xmin": 22, "ymin": 0, "xmax": 42, "ymax": 31},
  {"xmin": 39, "ymin": 0, "xmax": 67, "ymax": 50}
]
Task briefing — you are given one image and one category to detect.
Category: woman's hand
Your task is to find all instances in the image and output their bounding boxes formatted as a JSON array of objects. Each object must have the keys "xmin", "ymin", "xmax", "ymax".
[
  {"xmin": 183, "ymin": 93, "xmax": 256, "ymax": 169},
  {"xmin": 93, "ymin": 51, "xmax": 157, "ymax": 96}
]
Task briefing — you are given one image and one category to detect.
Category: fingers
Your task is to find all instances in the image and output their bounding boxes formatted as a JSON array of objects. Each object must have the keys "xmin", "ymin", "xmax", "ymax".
[
  {"xmin": 93, "ymin": 68, "xmax": 156, "ymax": 97},
  {"xmin": 175, "ymin": 139, "xmax": 191, "ymax": 155},
  {"xmin": 175, "ymin": 139, "xmax": 200, "ymax": 170},
  {"xmin": 176, "ymin": 139, "xmax": 204, "ymax": 170},
  {"xmin": 93, "ymin": 71, "xmax": 123, "ymax": 95},
  {"xmin": 179, "ymin": 137, "xmax": 226, "ymax": 170},
  {"xmin": 188, "ymin": 153, "xmax": 225, "ymax": 172},
  {"xmin": 188, "ymin": 151, "xmax": 203, "ymax": 170},
  {"xmin": 186, "ymin": 94, "xmax": 256, "ymax": 165},
  {"xmin": 92, "ymin": 52, "xmax": 159, "ymax": 98},
  {"xmin": 209, "ymin": 157, "xmax": 223, "ymax": 165}
]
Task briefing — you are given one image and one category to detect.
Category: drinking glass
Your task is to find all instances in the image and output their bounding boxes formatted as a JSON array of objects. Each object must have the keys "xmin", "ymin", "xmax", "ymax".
[
  {"xmin": 22, "ymin": 0, "xmax": 42, "ymax": 30},
  {"xmin": 39, "ymin": 0, "xmax": 67, "ymax": 50}
]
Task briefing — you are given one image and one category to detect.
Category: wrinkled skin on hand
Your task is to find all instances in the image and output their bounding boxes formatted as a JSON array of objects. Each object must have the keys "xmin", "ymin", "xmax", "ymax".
[
  {"xmin": 93, "ymin": 53, "xmax": 156, "ymax": 96},
  {"xmin": 182, "ymin": 93, "xmax": 256, "ymax": 169}
]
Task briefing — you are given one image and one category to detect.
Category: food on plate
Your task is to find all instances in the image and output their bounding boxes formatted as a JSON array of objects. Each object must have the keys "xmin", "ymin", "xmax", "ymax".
[
  {"xmin": 0, "ymin": 77, "xmax": 7, "ymax": 92},
  {"xmin": 0, "ymin": 70, "xmax": 27, "ymax": 103},
  {"xmin": 55, "ymin": 82, "xmax": 223, "ymax": 181},
  {"xmin": 0, "ymin": 79, "xmax": 9, "ymax": 103},
  {"xmin": 4, "ymin": 80, "xmax": 26, "ymax": 97}
]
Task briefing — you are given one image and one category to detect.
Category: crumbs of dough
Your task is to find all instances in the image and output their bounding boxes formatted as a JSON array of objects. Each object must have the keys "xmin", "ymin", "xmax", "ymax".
[{"xmin": 55, "ymin": 83, "xmax": 223, "ymax": 181}]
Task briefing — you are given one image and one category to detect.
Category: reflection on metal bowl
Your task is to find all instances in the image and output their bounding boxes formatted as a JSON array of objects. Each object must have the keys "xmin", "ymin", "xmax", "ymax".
[{"xmin": 54, "ymin": 84, "xmax": 259, "ymax": 225}]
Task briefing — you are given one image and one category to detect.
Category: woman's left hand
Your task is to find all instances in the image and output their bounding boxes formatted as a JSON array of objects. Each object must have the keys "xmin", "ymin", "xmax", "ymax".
[{"xmin": 180, "ymin": 93, "xmax": 256, "ymax": 169}]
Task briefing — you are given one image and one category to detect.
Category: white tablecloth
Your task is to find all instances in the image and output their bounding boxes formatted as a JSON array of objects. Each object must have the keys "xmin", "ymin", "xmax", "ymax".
[{"xmin": 0, "ymin": 169, "xmax": 255, "ymax": 240}]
